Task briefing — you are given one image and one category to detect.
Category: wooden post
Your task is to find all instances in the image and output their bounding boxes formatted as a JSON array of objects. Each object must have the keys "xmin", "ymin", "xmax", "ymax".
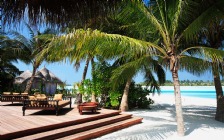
[
  {"xmin": 56, "ymin": 100, "xmax": 59, "ymax": 116},
  {"xmin": 22, "ymin": 100, "xmax": 26, "ymax": 116}
]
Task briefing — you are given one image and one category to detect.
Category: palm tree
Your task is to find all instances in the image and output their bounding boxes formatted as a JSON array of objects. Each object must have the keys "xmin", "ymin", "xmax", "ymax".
[
  {"xmin": 111, "ymin": 56, "xmax": 165, "ymax": 111},
  {"xmin": 11, "ymin": 25, "xmax": 57, "ymax": 93},
  {"xmin": 74, "ymin": 56, "xmax": 96, "ymax": 103},
  {"xmin": 199, "ymin": 19, "xmax": 224, "ymax": 121},
  {"xmin": 41, "ymin": 0, "xmax": 224, "ymax": 136},
  {"xmin": 0, "ymin": 34, "xmax": 22, "ymax": 92}
]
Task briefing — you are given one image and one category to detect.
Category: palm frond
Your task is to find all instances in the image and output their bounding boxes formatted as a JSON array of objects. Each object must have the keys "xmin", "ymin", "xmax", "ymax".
[
  {"xmin": 181, "ymin": 0, "xmax": 224, "ymax": 41},
  {"xmin": 110, "ymin": 55, "xmax": 165, "ymax": 93},
  {"xmin": 39, "ymin": 28, "xmax": 166, "ymax": 63},
  {"xmin": 179, "ymin": 55, "xmax": 211, "ymax": 76}
]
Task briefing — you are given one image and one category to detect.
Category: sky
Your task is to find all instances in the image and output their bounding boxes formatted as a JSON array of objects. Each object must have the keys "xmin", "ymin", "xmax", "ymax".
[{"xmin": 14, "ymin": 60, "xmax": 214, "ymax": 86}]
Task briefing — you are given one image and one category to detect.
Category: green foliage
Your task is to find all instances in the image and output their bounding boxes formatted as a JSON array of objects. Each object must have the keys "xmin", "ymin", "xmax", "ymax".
[
  {"xmin": 0, "ymin": 33, "xmax": 22, "ymax": 92},
  {"xmin": 108, "ymin": 91, "xmax": 122, "ymax": 109},
  {"xmin": 128, "ymin": 83, "xmax": 154, "ymax": 109}
]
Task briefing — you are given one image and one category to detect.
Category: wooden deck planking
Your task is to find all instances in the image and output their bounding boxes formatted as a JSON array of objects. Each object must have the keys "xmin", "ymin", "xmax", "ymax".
[{"xmin": 0, "ymin": 102, "xmax": 120, "ymax": 136}]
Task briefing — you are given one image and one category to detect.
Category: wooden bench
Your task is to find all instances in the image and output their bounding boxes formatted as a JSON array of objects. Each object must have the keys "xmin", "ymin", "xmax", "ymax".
[
  {"xmin": 22, "ymin": 96, "xmax": 72, "ymax": 116},
  {"xmin": 78, "ymin": 102, "xmax": 99, "ymax": 115}
]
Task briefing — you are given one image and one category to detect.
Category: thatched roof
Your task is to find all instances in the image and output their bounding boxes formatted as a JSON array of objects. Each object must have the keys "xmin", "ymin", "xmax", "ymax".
[
  {"xmin": 14, "ymin": 70, "xmax": 32, "ymax": 84},
  {"xmin": 39, "ymin": 67, "xmax": 62, "ymax": 83},
  {"xmin": 3, "ymin": 0, "xmax": 121, "ymax": 29},
  {"xmin": 14, "ymin": 67, "xmax": 62, "ymax": 84}
]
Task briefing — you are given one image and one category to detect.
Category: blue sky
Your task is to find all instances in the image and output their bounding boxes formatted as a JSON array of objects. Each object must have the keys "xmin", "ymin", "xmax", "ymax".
[{"xmin": 14, "ymin": 60, "xmax": 214, "ymax": 85}]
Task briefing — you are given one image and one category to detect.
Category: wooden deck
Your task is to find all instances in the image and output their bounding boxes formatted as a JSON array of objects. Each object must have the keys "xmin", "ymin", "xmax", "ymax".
[{"xmin": 0, "ymin": 101, "xmax": 142, "ymax": 139}]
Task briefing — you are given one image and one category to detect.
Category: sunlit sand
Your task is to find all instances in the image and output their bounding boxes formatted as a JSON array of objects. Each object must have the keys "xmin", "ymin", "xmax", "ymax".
[{"xmin": 95, "ymin": 94, "xmax": 224, "ymax": 140}]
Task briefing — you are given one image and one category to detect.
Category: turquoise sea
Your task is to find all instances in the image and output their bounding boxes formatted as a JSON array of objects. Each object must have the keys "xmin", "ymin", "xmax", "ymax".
[
  {"xmin": 159, "ymin": 86, "xmax": 224, "ymax": 99},
  {"xmin": 64, "ymin": 86, "xmax": 222, "ymax": 99}
]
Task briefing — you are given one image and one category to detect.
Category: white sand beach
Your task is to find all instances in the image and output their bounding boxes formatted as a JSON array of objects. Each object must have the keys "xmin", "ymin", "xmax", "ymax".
[{"xmin": 95, "ymin": 94, "xmax": 224, "ymax": 140}]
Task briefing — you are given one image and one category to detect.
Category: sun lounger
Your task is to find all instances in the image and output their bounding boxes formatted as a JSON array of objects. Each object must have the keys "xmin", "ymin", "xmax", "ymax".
[{"xmin": 22, "ymin": 95, "xmax": 72, "ymax": 116}]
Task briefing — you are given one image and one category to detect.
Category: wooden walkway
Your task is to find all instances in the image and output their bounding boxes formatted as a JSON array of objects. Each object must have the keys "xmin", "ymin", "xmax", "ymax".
[{"xmin": 0, "ymin": 102, "xmax": 142, "ymax": 139}]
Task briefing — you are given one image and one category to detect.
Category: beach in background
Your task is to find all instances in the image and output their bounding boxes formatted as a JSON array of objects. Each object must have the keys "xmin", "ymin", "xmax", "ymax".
[
  {"xmin": 94, "ymin": 86, "xmax": 224, "ymax": 140},
  {"xmin": 156, "ymin": 86, "xmax": 223, "ymax": 99}
]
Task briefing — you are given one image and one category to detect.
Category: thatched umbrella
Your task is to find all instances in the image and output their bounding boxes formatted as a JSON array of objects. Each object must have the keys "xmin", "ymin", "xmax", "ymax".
[{"xmin": 2, "ymin": 0, "xmax": 121, "ymax": 29}]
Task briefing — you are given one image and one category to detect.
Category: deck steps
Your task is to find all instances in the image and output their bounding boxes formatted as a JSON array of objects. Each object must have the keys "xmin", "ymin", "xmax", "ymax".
[
  {"xmin": 57, "ymin": 117, "xmax": 143, "ymax": 140},
  {"xmin": 3, "ymin": 110, "xmax": 121, "ymax": 140},
  {"xmin": 12, "ymin": 111, "xmax": 142, "ymax": 140}
]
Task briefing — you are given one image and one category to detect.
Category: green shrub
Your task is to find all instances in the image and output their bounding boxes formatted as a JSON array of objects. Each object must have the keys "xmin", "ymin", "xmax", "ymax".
[{"xmin": 128, "ymin": 83, "xmax": 154, "ymax": 109}]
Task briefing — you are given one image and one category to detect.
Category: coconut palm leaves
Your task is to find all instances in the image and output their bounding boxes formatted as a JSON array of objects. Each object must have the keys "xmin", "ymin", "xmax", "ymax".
[
  {"xmin": 0, "ymin": 33, "xmax": 24, "ymax": 92},
  {"xmin": 38, "ymin": 0, "xmax": 224, "ymax": 136},
  {"xmin": 2, "ymin": 0, "xmax": 122, "ymax": 29},
  {"xmin": 11, "ymin": 25, "xmax": 57, "ymax": 93}
]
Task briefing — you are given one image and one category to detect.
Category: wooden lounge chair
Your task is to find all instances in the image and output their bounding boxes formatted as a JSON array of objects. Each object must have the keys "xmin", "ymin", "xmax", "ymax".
[
  {"xmin": 78, "ymin": 102, "xmax": 99, "ymax": 115},
  {"xmin": 22, "ymin": 94, "xmax": 72, "ymax": 116}
]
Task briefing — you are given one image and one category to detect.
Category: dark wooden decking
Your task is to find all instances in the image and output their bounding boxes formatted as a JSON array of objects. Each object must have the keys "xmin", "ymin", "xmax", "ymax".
[{"xmin": 0, "ymin": 101, "xmax": 142, "ymax": 139}]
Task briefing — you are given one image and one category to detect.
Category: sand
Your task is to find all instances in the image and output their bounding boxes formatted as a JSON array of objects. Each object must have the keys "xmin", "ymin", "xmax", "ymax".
[{"xmin": 94, "ymin": 94, "xmax": 224, "ymax": 140}]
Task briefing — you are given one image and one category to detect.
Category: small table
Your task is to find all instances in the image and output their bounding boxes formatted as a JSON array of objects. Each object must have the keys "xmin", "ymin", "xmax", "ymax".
[{"xmin": 78, "ymin": 105, "xmax": 97, "ymax": 115}]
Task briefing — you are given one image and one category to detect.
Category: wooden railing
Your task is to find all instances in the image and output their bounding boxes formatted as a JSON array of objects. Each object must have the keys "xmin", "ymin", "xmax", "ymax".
[{"xmin": 0, "ymin": 95, "xmax": 29, "ymax": 103}]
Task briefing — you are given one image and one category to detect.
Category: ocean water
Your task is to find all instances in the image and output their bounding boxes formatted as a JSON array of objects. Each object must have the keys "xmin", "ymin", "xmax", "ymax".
[{"xmin": 159, "ymin": 86, "xmax": 223, "ymax": 99}]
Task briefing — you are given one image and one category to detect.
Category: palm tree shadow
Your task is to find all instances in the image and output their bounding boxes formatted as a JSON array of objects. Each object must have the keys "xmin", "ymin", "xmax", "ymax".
[
  {"xmin": 182, "ymin": 106, "xmax": 221, "ymax": 135},
  {"xmin": 157, "ymin": 104, "xmax": 222, "ymax": 136},
  {"xmin": 127, "ymin": 104, "xmax": 222, "ymax": 138}
]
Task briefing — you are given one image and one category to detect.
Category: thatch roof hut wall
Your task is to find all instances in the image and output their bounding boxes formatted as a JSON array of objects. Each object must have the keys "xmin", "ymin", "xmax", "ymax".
[{"xmin": 14, "ymin": 67, "xmax": 62, "ymax": 94}]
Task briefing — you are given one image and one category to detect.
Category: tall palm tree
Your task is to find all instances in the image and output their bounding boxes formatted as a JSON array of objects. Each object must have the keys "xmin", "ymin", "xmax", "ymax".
[
  {"xmin": 40, "ymin": 0, "xmax": 224, "ymax": 136},
  {"xmin": 112, "ymin": 0, "xmax": 224, "ymax": 135},
  {"xmin": 11, "ymin": 25, "xmax": 57, "ymax": 93},
  {"xmin": 199, "ymin": 19, "xmax": 224, "ymax": 121}
]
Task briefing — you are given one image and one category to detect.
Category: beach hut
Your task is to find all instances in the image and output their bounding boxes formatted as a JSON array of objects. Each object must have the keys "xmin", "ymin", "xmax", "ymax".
[{"xmin": 14, "ymin": 67, "xmax": 62, "ymax": 94}]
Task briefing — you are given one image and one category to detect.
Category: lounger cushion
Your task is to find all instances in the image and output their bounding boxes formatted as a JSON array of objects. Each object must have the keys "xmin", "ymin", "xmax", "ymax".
[
  {"xmin": 29, "ymin": 96, "xmax": 37, "ymax": 105},
  {"xmin": 33, "ymin": 93, "xmax": 47, "ymax": 100},
  {"xmin": 53, "ymin": 94, "xmax": 63, "ymax": 101},
  {"xmin": 36, "ymin": 94, "xmax": 47, "ymax": 100},
  {"xmin": 21, "ymin": 92, "xmax": 28, "ymax": 95},
  {"xmin": 13, "ymin": 92, "xmax": 20, "ymax": 95},
  {"xmin": 3, "ymin": 92, "xmax": 11, "ymax": 95}
]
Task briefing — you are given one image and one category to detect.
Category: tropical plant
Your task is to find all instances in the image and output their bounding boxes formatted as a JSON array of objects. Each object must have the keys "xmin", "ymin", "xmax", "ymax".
[
  {"xmin": 2, "ymin": 0, "xmax": 122, "ymax": 30},
  {"xmin": 128, "ymin": 83, "xmax": 154, "ymax": 109},
  {"xmin": 0, "ymin": 33, "xmax": 25, "ymax": 92},
  {"xmin": 10, "ymin": 25, "xmax": 57, "ymax": 93},
  {"xmin": 35, "ymin": 0, "xmax": 224, "ymax": 136},
  {"xmin": 198, "ymin": 19, "xmax": 224, "ymax": 121},
  {"xmin": 111, "ymin": 56, "xmax": 165, "ymax": 111}
]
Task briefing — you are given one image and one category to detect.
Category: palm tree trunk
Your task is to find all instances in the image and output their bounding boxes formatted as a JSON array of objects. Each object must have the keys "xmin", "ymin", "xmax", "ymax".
[
  {"xmin": 172, "ymin": 70, "xmax": 185, "ymax": 136},
  {"xmin": 81, "ymin": 58, "xmax": 90, "ymax": 83},
  {"xmin": 76, "ymin": 58, "xmax": 90, "ymax": 103},
  {"xmin": 91, "ymin": 58, "xmax": 97, "ymax": 102},
  {"xmin": 24, "ymin": 65, "xmax": 38, "ymax": 93},
  {"xmin": 120, "ymin": 78, "xmax": 132, "ymax": 112},
  {"xmin": 212, "ymin": 64, "xmax": 224, "ymax": 122}
]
